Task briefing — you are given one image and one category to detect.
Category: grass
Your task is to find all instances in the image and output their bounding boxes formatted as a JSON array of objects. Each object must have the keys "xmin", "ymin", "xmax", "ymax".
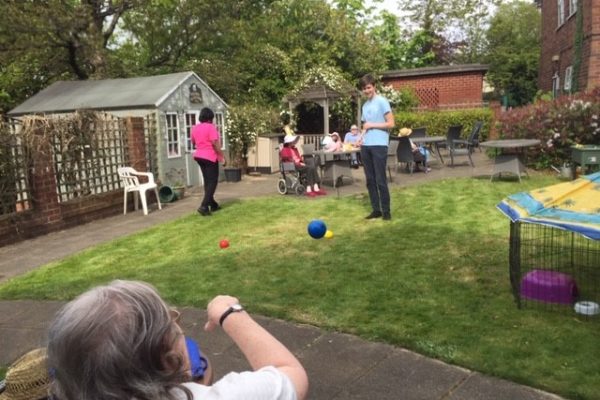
[{"xmin": 1, "ymin": 176, "xmax": 598, "ymax": 400}]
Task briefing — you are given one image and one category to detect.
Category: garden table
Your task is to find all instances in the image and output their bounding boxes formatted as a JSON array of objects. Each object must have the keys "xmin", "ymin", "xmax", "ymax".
[
  {"xmin": 479, "ymin": 139, "xmax": 541, "ymax": 182},
  {"xmin": 313, "ymin": 149, "xmax": 359, "ymax": 188},
  {"xmin": 410, "ymin": 136, "xmax": 447, "ymax": 164}
]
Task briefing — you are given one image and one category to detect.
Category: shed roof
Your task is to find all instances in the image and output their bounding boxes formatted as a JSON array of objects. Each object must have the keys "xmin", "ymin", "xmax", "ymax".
[
  {"xmin": 8, "ymin": 71, "xmax": 223, "ymax": 116},
  {"xmin": 382, "ymin": 64, "xmax": 489, "ymax": 79}
]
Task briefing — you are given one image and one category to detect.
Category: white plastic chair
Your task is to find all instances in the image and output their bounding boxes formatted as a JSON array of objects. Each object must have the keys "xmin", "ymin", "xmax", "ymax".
[{"xmin": 117, "ymin": 167, "xmax": 162, "ymax": 215}]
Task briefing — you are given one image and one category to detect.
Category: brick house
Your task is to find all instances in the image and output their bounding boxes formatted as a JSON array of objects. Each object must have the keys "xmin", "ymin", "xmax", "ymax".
[
  {"xmin": 538, "ymin": 0, "xmax": 600, "ymax": 95},
  {"xmin": 381, "ymin": 64, "xmax": 489, "ymax": 109}
]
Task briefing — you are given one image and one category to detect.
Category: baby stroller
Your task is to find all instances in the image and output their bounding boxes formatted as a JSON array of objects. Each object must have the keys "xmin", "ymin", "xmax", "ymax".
[{"xmin": 277, "ymin": 161, "xmax": 307, "ymax": 195}]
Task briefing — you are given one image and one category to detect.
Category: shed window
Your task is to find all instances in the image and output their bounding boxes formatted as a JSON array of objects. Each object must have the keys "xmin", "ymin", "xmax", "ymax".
[
  {"xmin": 557, "ymin": 0, "xmax": 565, "ymax": 26},
  {"xmin": 215, "ymin": 112, "xmax": 226, "ymax": 150},
  {"xmin": 166, "ymin": 113, "xmax": 180, "ymax": 158},
  {"xmin": 184, "ymin": 111, "xmax": 199, "ymax": 152},
  {"xmin": 569, "ymin": 0, "xmax": 577, "ymax": 17},
  {"xmin": 564, "ymin": 65, "xmax": 573, "ymax": 92}
]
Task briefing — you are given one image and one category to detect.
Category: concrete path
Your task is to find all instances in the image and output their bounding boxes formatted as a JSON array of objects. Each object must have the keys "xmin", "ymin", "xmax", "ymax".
[{"xmin": 0, "ymin": 152, "xmax": 565, "ymax": 399}]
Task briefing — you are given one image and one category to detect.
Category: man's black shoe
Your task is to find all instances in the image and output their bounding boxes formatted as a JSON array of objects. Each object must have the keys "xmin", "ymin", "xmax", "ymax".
[
  {"xmin": 210, "ymin": 203, "xmax": 221, "ymax": 212},
  {"xmin": 365, "ymin": 211, "xmax": 382, "ymax": 219},
  {"xmin": 383, "ymin": 212, "xmax": 391, "ymax": 220}
]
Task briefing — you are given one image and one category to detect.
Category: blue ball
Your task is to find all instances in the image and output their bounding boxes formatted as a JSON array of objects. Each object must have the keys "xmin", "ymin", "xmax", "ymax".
[{"xmin": 307, "ymin": 219, "xmax": 327, "ymax": 239}]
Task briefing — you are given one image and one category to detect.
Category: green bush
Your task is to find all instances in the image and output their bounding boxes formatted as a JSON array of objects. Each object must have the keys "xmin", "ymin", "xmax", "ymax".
[
  {"xmin": 394, "ymin": 108, "xmax": 494, "ymax": 139},
  {"xmin": 496, "ymin": 87, "xmax": 600, "ymax": 169}
]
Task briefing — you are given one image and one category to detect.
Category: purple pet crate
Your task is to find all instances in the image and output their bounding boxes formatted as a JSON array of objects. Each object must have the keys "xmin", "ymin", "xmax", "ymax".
[{"xmin": 520, "ymin": 269, "xmax": 578, "ymax": 304}]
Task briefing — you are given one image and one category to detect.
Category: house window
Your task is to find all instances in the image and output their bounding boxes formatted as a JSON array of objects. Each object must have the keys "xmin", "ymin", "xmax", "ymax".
[
  {"xmin": 166, "ymin": 112, "xmax": 181, "ymax": 158},
  {"xmin": 564, "ymin": 65, "xmax": 573, "ymax": 93},
  {"xmin": 557, "ymin": 0, "xmax": 565, "ymax": 26},
  {"xmin": 215, "ymin": 112, "xmax": 226, "ymax": 150},
  {"xmin": 552, "ymin": 72, "xmax": 561, "ymax": 98},
  {"xmin": 184, "ymin": 111, "xmax": 199, "ymax": 152},
  {"xmin": 569, "ymin": 0, "xmax": 577, "ymax": 17}
]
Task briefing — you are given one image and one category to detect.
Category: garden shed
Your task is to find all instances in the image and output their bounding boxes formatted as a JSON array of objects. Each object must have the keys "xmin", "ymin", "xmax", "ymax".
[{"xmin": 7, "ymin": 71, "xmax": 228, "ymax": 187}]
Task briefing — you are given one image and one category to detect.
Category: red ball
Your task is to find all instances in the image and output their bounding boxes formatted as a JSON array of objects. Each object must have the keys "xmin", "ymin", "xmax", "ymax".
[{"xmin": 219, "ymin": 239, "xmax": 230, "ymax": 249}]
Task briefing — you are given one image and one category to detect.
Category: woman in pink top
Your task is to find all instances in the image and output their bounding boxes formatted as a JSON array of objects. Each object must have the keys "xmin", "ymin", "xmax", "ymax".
[{"xmin": 191, "ymin": 108, "xmax": 225, "ymax": 216}]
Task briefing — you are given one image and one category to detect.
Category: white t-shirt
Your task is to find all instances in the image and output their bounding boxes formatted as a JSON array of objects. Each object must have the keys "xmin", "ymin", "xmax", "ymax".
[{"xmin": 174, "ymin": 366, "xmax": 297, "ymax": 400}]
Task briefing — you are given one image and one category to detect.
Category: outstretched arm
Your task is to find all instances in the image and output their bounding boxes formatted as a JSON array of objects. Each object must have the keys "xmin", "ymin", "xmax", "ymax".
[{"xmin": 204, "ymin": 295, "xmax": 309, "ymax": 400}]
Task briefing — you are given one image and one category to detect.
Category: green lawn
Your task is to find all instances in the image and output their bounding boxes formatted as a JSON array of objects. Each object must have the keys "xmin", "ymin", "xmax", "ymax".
[{"xmin": 1, "ymin": 176, "xmax": 598, "ymax": 400}]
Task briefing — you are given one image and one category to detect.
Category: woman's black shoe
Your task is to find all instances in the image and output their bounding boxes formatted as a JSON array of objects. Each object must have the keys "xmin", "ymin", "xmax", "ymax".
[{"xmin": 197, "ymin": 207, "xmax": 211, "ymax": 216}]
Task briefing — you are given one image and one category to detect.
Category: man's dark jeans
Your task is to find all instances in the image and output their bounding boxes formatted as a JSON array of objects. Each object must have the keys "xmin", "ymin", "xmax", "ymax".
[{"xmin": 360, "ymin": 145, "xmax": 390, "ymax": 214}]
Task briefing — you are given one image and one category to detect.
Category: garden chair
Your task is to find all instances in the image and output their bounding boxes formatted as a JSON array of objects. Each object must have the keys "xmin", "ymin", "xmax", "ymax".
[
  {"xmin": 411, "ymin": 127, "xmax": 427, "ymax": 138},
  {"xmin": 462, "ymin": 121, "xmax": 483, "ymax": 152},
  {"xmin": 118, "ymin": 167, "xmax": 162, "ymax": 216},
  {"xmin": 387, "ymin": 139, "xmax": 399, "ymax": 182},
  {"xmin": 437, "ymin": 125, "xmax": 463, "ymax": 154},
  {"xmin": 448, "ymin": 124, "xmax": 479, "ymax": 167},
  {"xmin": 397, "ymin": 136, "xmax": 418, "ymax": 174}
]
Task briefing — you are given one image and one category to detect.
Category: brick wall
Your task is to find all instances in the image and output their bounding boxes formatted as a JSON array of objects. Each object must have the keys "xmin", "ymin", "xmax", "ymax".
[
  {"xmin": 0, "ymin": 117, "xmax": 149, "ymax": 247},
  {"xmin": 383, "ymin": 71, "xmax": 485, "ymax": 109},
  {"xmin": 539, "ymin": 0, "xmax": 600, "ymax": 92}
]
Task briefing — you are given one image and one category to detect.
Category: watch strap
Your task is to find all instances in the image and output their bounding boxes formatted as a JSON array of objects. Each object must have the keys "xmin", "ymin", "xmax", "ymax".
[{"xmin": 219, "ymin": 304, "xmax": 243, "ymax": 326}]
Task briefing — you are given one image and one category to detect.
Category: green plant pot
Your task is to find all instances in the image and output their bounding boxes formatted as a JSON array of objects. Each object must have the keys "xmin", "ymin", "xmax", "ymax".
[
  {"xmin": 172, "ymin": 186, "xmax": 185, "ymax": 200},
  {"xmin": 159, "ymin": 186, "xmax": 176, "ymax": 203}
]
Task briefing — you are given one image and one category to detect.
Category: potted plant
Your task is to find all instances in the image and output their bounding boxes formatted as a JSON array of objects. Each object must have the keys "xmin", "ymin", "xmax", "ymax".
[{"xmin": 224, "ymin": 104, "xmax": 271, "ymax": 181}]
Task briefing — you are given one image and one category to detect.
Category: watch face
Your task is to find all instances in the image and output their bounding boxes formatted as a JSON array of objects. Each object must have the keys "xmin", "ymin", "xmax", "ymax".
[{"xmin": 232, "ymin": 304, "xmax": 243, "ymax": 311}]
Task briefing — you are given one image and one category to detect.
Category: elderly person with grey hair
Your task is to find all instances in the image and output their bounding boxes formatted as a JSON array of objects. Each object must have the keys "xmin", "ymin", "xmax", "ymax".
[{"xmin": 47, "ymin": 280, "xmax": 308, "ymax": 400}]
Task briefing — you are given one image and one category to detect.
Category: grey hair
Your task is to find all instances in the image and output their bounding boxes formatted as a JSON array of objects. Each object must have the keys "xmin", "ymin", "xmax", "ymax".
[{"xmin": 47, "ymin": 280, "xmax": 192, "ymax": 400}]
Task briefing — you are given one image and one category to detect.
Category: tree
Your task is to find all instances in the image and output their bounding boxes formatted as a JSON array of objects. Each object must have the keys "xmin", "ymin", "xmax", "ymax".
[
  {"xmin": 0, "ymin": 0, "xmax": 143, "ymax": 113},
  {"xmin": 484, "ymin": 1, "xmax": 540, "ymax": 106},
  {"xmin": 397, "ymin": 0, "xmax": 502, "ymax": 64}
]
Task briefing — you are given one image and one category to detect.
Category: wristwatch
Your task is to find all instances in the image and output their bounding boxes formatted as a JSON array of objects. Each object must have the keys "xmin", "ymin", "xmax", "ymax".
[{"xmin": 219, "ymin": 303, "xmax": 244, "ymax": 326}]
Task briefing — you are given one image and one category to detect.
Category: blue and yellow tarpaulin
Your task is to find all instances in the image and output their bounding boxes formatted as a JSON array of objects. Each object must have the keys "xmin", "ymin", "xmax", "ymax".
[{"xmin": 497, "ymin": 172, "xmax": 600, "ymax": 240}]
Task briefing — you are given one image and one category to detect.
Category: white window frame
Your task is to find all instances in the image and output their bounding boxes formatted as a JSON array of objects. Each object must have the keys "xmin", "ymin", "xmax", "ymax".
[
  {"xmin": 165, "ymin": 112, "xmax": 181, "ymax": 158},
  {"xmin": 215, "ymin": 112, "xmax": 226, "ymax": 150},
  {"xmin": 564, "ymin": 65, "xmax": 573, "ymax": 92},
  {"xmin": 552, "ymin": 72, "xmax": 561, "ymax": 98},
  {"xmin": 184, "ymin": 111, "xmax": 199, "ymax": 153},
  {"xmin": 557, "ymin": 0, "xmax": 565, "ymax": 26},
  {"xmin": 569, "ymin": 0, "xmax": 577, "ymax": 17}
]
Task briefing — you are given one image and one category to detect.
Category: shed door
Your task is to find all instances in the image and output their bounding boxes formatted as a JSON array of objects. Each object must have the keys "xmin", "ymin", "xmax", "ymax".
[{"xmin": 184, "ymin": 111, "xmax": 203, "ymax": 187}]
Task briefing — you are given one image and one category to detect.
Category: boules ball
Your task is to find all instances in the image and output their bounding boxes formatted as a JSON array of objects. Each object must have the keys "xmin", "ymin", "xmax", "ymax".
[
  {"xmin": 219, "ymin": 239, "xmax": 230, "ymax": 249},
  {"xmin": 307, "ymin": 220, "xmax": 327, "ymax": 239},
  {"xmin": 324, "ymin": 230, "xmax": 334, "ymax": 239}
]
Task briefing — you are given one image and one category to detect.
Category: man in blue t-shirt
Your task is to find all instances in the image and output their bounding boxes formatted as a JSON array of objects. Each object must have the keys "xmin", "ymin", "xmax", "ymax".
[{"xmin": 359, "ymin": 74, "xmax": 395, "ymax": 220}]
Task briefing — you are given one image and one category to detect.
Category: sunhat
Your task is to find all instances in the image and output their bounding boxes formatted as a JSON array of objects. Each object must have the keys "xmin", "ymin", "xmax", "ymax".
[
  {"xmin": 398, "ymin": 127, "xmax": 412, "ymax": 137},
  {"xmin": 330, "ymin": 132, "xmax": 340, "ymax": 138},
  {"xmin": 350, "ymin": 124, "xmax": 358, "ymax": 130},
  {"xmin": 284, "ymin": 135, "xmax": 299, "ymax": 144},
  {"xmin": 0, "ymin": 348, "xmax": 50, "ymax": 400}
]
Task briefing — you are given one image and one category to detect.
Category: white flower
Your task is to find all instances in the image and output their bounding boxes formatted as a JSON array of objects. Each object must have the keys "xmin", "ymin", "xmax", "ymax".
[
  {"xmin": 553, "ymin": 132, "xmax": 561, "ymax": 139},
  {"xmin": 546, "ymin": 139, "xmax": 553, "ymax": 147}
]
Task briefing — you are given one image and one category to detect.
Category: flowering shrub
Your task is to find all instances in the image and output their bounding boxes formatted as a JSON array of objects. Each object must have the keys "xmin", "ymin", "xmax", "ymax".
[
  {"xmin": 378, "ymin": 85, "xmax": 419, "ymax": 112},
  {"xmin": 225, "ymin": 104, "xmax": 271, "ymax": 168},
  {"xmin": 496, "ymin": 87, "xmax": 600, "ymax": 168}
]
